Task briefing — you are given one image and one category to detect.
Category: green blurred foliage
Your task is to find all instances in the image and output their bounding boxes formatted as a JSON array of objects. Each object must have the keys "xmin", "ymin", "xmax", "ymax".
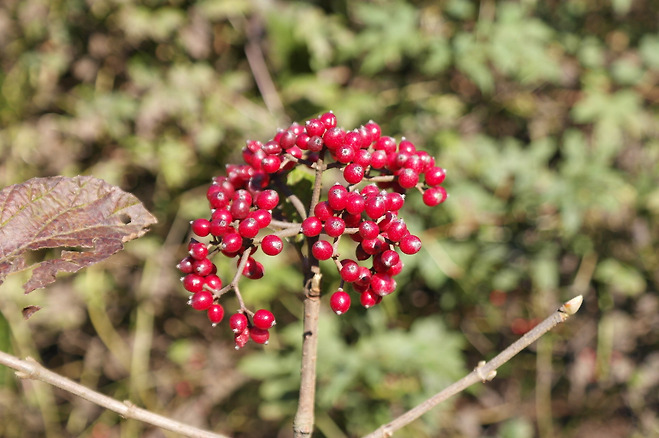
[{"xmin": 1, "ymin": 0, "xmax": 658, "ymax": 437}]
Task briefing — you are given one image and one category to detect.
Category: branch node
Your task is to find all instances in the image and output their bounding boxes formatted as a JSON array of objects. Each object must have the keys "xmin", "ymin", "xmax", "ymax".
[{"xmin": 474, "ymin": 360, "xmax": 496, "ymax": 382}]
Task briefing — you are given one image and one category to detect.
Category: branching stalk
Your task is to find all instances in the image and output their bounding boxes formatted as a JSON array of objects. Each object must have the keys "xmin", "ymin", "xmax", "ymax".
[
  {"xmin": 0, "ymin": 351, "xmax": 227, "ymax": 438},
  {"xmin": 293, "ymin": 150, "xmax": 326, "ymax": 438},
  {"xmin": 362, "ymin": 295, "xmax": 584, "ymax": 438}
]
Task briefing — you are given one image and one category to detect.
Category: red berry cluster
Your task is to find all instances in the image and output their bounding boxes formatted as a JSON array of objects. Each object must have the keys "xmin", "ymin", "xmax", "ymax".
[{"xmin": 178, "ymin": 111, "xmax": 447, "ymax": 348}]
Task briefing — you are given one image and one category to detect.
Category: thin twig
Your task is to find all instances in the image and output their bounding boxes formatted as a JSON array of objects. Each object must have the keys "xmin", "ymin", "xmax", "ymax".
[
  {"xmin": 0, "ymin": 351, "xmax": 227, "ymax": 438},
  {"xmin": 362, "ymin": 295, "xmax": 584, "ymax": 438}
]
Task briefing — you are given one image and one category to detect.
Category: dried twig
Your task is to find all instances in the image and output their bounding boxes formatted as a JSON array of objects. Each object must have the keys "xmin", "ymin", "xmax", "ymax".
[
  {"xmin": 0, "ymin": 351, "xmax": 227, "ymax": 438},
  {"xmin": 363, "ymin": 295, "xmax": 584, "ymax": 438}
]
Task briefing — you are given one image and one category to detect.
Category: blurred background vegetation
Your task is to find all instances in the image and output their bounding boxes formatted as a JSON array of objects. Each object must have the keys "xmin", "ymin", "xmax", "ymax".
[{"xmin": 1, "ymin": 0, "xmax": 658, "ymax": 437}]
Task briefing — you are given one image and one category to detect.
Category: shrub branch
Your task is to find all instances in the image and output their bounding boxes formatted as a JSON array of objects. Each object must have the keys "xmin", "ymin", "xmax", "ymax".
[
  {"xmin": 0, "ymin": 350, "xmax": 227, "ymax": 438},
  {"xmin": 363, "ymin": 295, "xmax": 584, "ymax": 438}
]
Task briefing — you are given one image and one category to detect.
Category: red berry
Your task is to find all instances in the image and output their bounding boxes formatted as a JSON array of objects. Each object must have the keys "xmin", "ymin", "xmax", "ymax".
[
  {"xmin": 370, "ymin": 150, "xmax": 387, "ymax": 168},
  {"xmin": 343, "ymin": 163, "xmax": 365, "ymax": 184},
  {"xmin": 386, "ymin": 192, "xmax": 405, "ymax": 211},
  {"xmin": 261, "ymin": 234, "xmax": 284, "ymax": 256},
  {"xmin": 375, "ymin": 136, "xmax": 397, "ymax": 154},
  {"xmin": 190, "ymin": 290, "xmax": 214, "ymax": 310},
  {"xmin": 364, "ymin": 195, "xmax": 387, "ymax": 220},
  {"xmin": 398, "ymin": 138, "xmax": 416, "ymax": 154},
  {"xmin": 210, "ymin": 218, "xmax": 231, "ymax": 237},
  {"xmin": 340, "ymin": 260, "xmax": 360, "ymax": 282},
  {"xmin": 230, "ymin": 198, "xmax": 250, "ymax": 220},
  {"xmin": 312, "ymin": 240, "xmax": 334, "ymax": 260},
  {"xmin": 327, "ymin": 184, "xmax": 349, "ymax": 211},
  {"xmin": 380, "ymin": 249, "xmax": 400, "ymax": 268},
  {"xmin": 345, "ymin": 192, "xmax": 365, "ymax": 215},
  {"xmin": 238, "ymin": 218, "xmax": 260, "ymax": 239},
  {"xmin": 335, "ymin": 145, "xmax": 355, "ymax": 163},
  {"xmin": 253, "ymin": 309, "xmax": 276, "ymax": 330},
  {"xmin": 319, "ymin": 111, "xmax": 338, "ymax": 129},
  {"xmin": 399, "ymin": 234, "xmax": 422, "ymax": 255},
  {"xmin": 221, "ymin": 232, "xmax": 243, "ymax": 253},
  {"xmin": 193, "ymin": 258, "xmax": 214, "ymax": 276},
  {"xmin": 422, "ymin": 186, "xmax": 448, "ymax": 206},
  {"xmin": 234, "ymin": 328, "xmax": 250, "ymax": 349},
  {"xmin": 359, "ymin": 221, "xmax": 379, "ymax": 239},
  {"xmin": 361, "ymin": 238, "xmax": 384, "ymax": 255},
  {"xmin": 278, "ymin": 130, "xmax": 297, "ymax": 148},
  {"xmin": 250, "ymin": 327, "xmax": 270, "ymax": 344},
  {"xmin": 242, "ymin": 257, "xmax": 265, "ymax": 279},
  {"xmin": 177, "ymin": 256, "xmax": 195, "ymax": 274},
  {"xmin": 363, "ymin": 121, "xmax": 381, "ymax": 143},
  {"xmin": 207, "ymin": 304, "xmax": 225, "ymax": 325},
  {"xmin": 301, "ymin": 216, "xmax": 323, "ymax": 237},
  {"xmin": 360, "ymin": 289, "xmax": 381, "ymax": 308},
  {"xmin": 307, "ymin": 135, "xmax": 324, "ymax": 152},
  {"xmin": 397, "ymin": 168, "xmax": 419, "ymax": 189},
  {"xmin": 386, "ymin": 219, "xmax": 408, "ymax": 242},
  {"xmin": 425, "ymin": 166, "xmax": 446, "ymax": 186},
  {"xmin": 249, "ymin": 209, "xmax": 272, "ymax": 228},
  {"xmin": 262, "ymin": 155, "xmax": 281, "ymax": 173},
  {"xmin": 182, "ymin": 274, "xmax": 204, "ymax": 293},
  {"xmin": 204, "ymin": 274, "xmax": 222, "ymax": 291},
  {"xmin": 330, "ymin": 291, "xmax": 351, "ymax": 315},
  {"xmin": 230, "ymin": 313, "xmax": 248, "ymax": 333},
  {"xmin": 256, "ymin": 190, "xmax": 279, "ymax": 210},
  {"xmin": 305, "ymin": 118, "xmax": 325, "ymax": 136},
  {"xmin": 191, "ymin": 219, "xmax": 211, "ymax": 237},
  {"xmin": 188, "ymin": 242, "xmax": 209, "ymax": 260},
  {"xmin": 314, "ymin": 201, "xmax": 334, "ymax": 221},
  {"xmin": 323, "ymin": 127, "xmax": 346, "ymax": 150},
  {"xmin": 324, "ymin": 216, "xmax": 346, "ymax": 238},
  {"xmin": 371, "ymin": 273, "xmax": 395, "ymax": 296},
  {"xmin": 354, "ymin": 149, "xmax": 372, "ymax": 167}
]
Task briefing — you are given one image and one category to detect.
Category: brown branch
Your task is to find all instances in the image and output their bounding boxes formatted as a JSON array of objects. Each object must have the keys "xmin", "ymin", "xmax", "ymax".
[
  {"xmin": 0, "ymin": 351, "xmax": 227, "ymax": 438},
  {"xmin": 293, "ymin": 150, "xmax": 327, "ymax": 438},
  {"xmin": 362, "ymin": 295, "xmax": 584, "ymax": 438}
]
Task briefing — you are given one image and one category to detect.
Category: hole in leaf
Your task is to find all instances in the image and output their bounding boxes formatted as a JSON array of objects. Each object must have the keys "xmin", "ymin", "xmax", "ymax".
[{"xmin": 119, "ymin": 213, "xmax": 132, "ymax": 225}]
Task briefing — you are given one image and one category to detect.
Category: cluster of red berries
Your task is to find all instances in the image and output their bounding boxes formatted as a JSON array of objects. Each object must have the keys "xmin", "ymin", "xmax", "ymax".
[{"xmin": 177, "ymin": 111, "xmax": 447, "ymax": 349}]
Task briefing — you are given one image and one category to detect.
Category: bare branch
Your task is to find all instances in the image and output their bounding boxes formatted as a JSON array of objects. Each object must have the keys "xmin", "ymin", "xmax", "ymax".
[
  {"xmin": 363, "ymin": 295, "xmax": 584, "ymax": 438},
  {"xmin": 0, "ymin": 351, "xmax": 227, "ymax": 438}
]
